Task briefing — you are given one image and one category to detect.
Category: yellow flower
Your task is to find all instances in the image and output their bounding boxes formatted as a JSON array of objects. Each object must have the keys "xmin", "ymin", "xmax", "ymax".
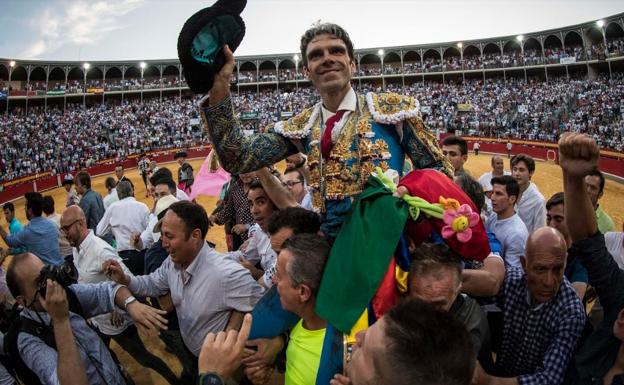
[{"xmin": 439, "ymin": 196, "xmax": 460, "ymax": 211}]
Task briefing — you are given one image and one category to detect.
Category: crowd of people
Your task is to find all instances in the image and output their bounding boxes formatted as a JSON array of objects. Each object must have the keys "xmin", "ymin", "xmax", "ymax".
[{"xmin": 0, "ymin": 21, "xmax": 623, "ymax": 385}]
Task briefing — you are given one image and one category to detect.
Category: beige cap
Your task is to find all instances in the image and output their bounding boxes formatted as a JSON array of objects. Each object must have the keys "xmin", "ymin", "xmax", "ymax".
[{"xmin": 153, "ymin": 195, "xmax": 179, "ymax": 233}]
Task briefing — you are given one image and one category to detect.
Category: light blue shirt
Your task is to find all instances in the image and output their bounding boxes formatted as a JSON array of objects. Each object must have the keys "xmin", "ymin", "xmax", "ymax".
[
  {"xmin": 6, "ymin": 216, "xmax": 62, "ymax": 265},
  {"xmin": 18, "ymin": 282, "xmax": 126, "ymax": 385}
]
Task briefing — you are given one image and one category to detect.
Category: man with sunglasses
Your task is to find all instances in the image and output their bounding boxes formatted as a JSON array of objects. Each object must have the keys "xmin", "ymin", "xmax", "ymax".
[{"xmin": 281, "ymin": 168, "xmax": 313, "ymax": 211}]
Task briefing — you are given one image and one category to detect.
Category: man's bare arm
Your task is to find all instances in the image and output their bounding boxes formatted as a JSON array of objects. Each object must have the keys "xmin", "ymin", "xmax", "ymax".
[
  {"xmin": 462, "ymin": 254, "xmax": 505, "ymax": 297},
  {"xmin": 256, "ymin": 168, "xmax": 298, "ymax": 209}
]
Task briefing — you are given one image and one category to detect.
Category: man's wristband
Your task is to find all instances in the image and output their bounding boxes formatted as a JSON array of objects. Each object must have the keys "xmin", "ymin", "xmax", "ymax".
[{"xmin": 197, "ymin": 372, "xmax": 225, "ymax": 385}]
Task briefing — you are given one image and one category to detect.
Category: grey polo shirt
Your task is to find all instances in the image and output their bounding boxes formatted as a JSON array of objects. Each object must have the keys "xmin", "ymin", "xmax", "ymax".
[{"xmin": 128, "ymin": 242, "xmax": 264, "ymax": 356}]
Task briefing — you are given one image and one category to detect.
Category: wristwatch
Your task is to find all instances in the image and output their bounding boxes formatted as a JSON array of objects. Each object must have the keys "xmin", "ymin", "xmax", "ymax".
[
  {"xmin": 123, "ymin": 296, "xmax": 137, "ymax": 310},
  {"xmin": 197, "ymin": 372, "xmax": 225, "ymax": 385}
]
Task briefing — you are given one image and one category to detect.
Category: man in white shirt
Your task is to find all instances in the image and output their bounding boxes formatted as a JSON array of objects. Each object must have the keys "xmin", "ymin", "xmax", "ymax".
[
  {"xmin": 103, "ymin": 177, "xmax": 119, "ymax": 210},
  {"xmin": 236, "ymin": 181, "xmax": 279, "ymax": 289},
  {"xmin": 97, "ymin": 180, "xmax": 149, "ymax": 275},
  {"xmin": 478, "ymin": 155, "xmax": 510, "ymax": 194},
  {"xmin": 149, "ymin": 167, "xmax": 191, "ymax": 201},
  {"xmin": 511, "ymin": 154, "xmax": 546, "ymax": 234},
  {"xmin": 133, "ymin": 178, "xmax": 178, "ymax": 251},
  {"xmin": 61, "ymin": 206, "xmax": 179, "ymax": 384},
  {"xmin": 486, "ymin": 175, "xmax": 529, "ymax": 267}
]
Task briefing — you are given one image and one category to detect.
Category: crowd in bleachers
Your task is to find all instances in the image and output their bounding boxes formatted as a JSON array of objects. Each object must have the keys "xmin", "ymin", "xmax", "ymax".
[
  {"xmin": 1, "ymin": 73, "xmax": 623, "ymax": 183},
  {"xmin": 0, "ymin": 97, "xmax": 200, "ymax": 181}
]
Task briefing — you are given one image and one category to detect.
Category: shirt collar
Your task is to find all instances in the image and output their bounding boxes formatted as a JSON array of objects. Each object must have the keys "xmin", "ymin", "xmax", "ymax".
[
  {"xmin": 321, "ymin": 87, "xmax": 357, "ymax": 124},
  {"xmin": 181, "ymin": 242, "xmax": 213, "ymax": 283},
  {"xmin": 77, "ymin": 230, "xmax": 95, "ymax": 252}
]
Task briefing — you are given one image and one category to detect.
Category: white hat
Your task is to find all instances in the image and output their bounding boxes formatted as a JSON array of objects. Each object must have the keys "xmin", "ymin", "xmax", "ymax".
[{"xmin": 153, "ymin": 195, "xmax": 179, "ymax": 233}]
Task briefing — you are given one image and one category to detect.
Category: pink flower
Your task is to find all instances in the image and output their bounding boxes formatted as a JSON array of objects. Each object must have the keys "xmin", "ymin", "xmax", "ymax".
[{"xmin": 441, "ymin": 204, "xmax": 480, "ymax": 243}]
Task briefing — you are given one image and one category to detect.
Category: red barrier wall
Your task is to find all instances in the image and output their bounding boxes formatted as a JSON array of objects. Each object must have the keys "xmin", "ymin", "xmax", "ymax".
[
  {"xmin": 0, "ymin": 147, "xmax": 212, "ymax": 204},
  {"xmin": 463, "ymin": 140, "xmax": 623, "ymax": 178}
]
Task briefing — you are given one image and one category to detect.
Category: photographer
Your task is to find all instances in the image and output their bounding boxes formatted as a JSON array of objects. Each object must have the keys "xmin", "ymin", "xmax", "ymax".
[{"xmin": 5, "ymin": 252, "xmax": 168, "ymax": 385}]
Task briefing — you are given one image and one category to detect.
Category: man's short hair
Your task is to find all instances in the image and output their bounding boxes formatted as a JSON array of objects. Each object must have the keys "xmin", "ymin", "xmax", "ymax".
[
  {"xmin": 115, "ymin": 164, "xmax": 124, "ymax": 170},
  {"xmin": 42, "ymin": 196, "xmax": 55, "ymax": 215},
  {"xmin": 491, "ymin": 175, "xmax": 520, "ymax": 200},
  {"xmin": 150, "ymin": 167, "xmax": 174, "ymax": 186},
  {"xmin": 116, "ymin": 180, "xmax": 134, "ymax": 200},
  {"xmin": 75, "ymin": 171, "xmax": 91, "ymax": 189},
  {"xmin": 410, "ymin": 243, "xmax": 463, "ymax": 287},
  {"xmin": 442, "ymin": 135, "xmax": 468, "ymax": 156},
  {"xmin": 510, "ymin": 154, "xmax": 535, "ymax": 173},
  {"xmin": 300, "ymin": 23, "xmax": 355, "ymax": 67},
  {"xmin": 454, "ymin": 173, "xmax": 485, "ymax": 212},
  {"xmin": 587, "ymin": 169, "xmax": 606, "ymax": 196},
  {"xmin": 267, "ymin": 207, "xmax": 321, "ymax": 236},
  {"xmin": 281, "ymin": 234, "xmax": 330, "ymax": 296},
  {"xmin": 25, "ymin": 192, "xmax": 44, "ymax": 217},
  {"xmin": 167, "ymin": 201, "xmax": 209, "ymax": 239},
  {"xmin": 154, "ymin": 177, "xmax": 177, "ymax": 195},
  {"xmin": 105, "ymin": 176, "xmax": 117, "ymax": 191},
  {"xmin": 6, "ymin": 253, "xmax": 31, "ymax": 298},
  {"xmin": 546, "ymin": 192, "xmax": 565, "ymax": 211},
  {"xmin": 247, "ymin": 180, "xmax": 265, "ymax": 196},
  {"xmin": 2, "ymin": 202, "xmax": 15, "ymax": 213},
  {"xmin": 284, "ymin": 167, "xmax": 305, "ymax": 183},
  {"xmin": 379, "ymin": 299, "xmax": 475, "ymax": 385}
]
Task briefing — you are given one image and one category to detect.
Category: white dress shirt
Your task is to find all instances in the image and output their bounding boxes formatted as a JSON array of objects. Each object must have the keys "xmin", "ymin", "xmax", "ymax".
[
  {"xmin": 96, "ymin": 197, "xmax": 150, "ymax": 251},
  {"xmin": 73, "ymin": 230, "xmax": 133, "ymax": 335},
  {"xmin": 516, "ymin": 182, "xmax": 546, "ymax": 234},
  {"xmin": 176, "ymin": 188, "xmax": 190, "ymax": 201},
  {"xmin": 139, "ymin": 213, "xmax": 160, "ymax": 249},
  {"xmin": 103, "ymin": 189, "xmax": 119, "ymax": 210}
]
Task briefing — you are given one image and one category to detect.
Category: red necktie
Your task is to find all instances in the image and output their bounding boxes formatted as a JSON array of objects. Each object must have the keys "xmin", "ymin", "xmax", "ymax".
[{"xmin": 320, "ymin": 110, "xmax": 347, "ymax": 159}]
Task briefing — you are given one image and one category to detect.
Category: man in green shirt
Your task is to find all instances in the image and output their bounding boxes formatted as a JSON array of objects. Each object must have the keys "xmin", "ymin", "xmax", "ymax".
[
  {"xmin": 585, "ymin": 170, "xmax": 615, "ymax": 233},
  {"xmin": 244, "ymin": 234, "xmax": 330, "ymax": 385}
]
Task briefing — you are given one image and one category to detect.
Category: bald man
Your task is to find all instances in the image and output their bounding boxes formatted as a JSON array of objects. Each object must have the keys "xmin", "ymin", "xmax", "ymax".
[
  {"xmin": 478, "ymin": 155, "xmax": 511, "ymax": 194},
  {"xmin": 60, "ymin": 206, "xmax": 179, "ymax": 384},
  {"xmin": 473, "ymin": 227, "xmax": 586, "ymax": 385}
]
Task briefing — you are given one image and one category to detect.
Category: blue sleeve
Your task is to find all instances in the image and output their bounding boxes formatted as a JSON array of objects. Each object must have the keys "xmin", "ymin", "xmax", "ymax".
[
  {"xmin": 18, "ymin": 332, "xmax": 61, "ymax": 385},
  {"xmin": 5, "ymin": 227, "xmax": 29, "ymax": 248},
  {"xmin": 69, "ymin": 282, "xmax": 119, "ymax": 319}
]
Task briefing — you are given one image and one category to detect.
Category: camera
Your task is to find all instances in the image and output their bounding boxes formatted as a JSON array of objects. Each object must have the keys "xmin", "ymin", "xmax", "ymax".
[{"xmin": 36, "ymin": 257, "xmax": 79, "ymax": 298}]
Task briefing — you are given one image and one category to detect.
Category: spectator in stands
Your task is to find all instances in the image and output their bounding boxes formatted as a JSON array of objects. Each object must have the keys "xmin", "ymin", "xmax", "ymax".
[
  {"xmin": 114, "ymin": 164, "xmax": 134, "ymax": 191},
  {"xmin": 546, "ymin": 192, "xmax": 588, "ymax": 301},
  {"xmin": 62, "ymin": 175, "xmax": 79, "ymax": 207},
  {"xmin": 408, "ymin": 242, "xmax": 493, "ymax": 372},
  {"xmin": 486, "ymin": 176, "xmax": 528, "ymax": 267},
  {"xmin": 478, "ymin": 155, "xmax": 510, "ymax": 195},
  {"xmin": 62, "ymin": 205, "xmax": 179, "ymax": 385},
  {"xmin": 442, "ymin": 135, "xmax": 468, "ymax": 175},
  {"xmin": 103, "ymin": 200, "xmax": 263, "ymax": 382},
  {"xmin": 585, "ymin": 169, "xmax": 615, "ymax": 233},
  {"xmin": 75, "ymin": 171, "xmax": 107, "ymax": 240},
  {"xmin": 558, "ymin": 132, "xmax": 624, "ymax": 385},
  {"xmin": 0, "ymin": 192, "xmax": 61, "ymax": 266},
  {"xmin": 474, "ymin": 227, "xmax": 585, "ymax": 385},
  {"xmin": 2, "ymin": 202, "xmax": 25, "ymax": 255},
  {"xmin": 103, "ymin": 176, "xmax": 119, "ymax": 210},
  {"xmin": 42, "ymin": 195, "xmax": 72, "ymax": 258},
  {"xmin": 511, "ymin": 154, "xmax": 546, "ymax": 233},
  {"xmin": 97, "ymin": 181, "xmax": 149, "ymax": 275}
]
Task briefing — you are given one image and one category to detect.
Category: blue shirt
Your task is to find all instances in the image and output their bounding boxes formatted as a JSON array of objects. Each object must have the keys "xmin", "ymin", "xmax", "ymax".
[
  {"xmin": 18, "ymin": 283, "xmax": 125, "ymax": 385},
  {"xmin": 5, "ymin": 216, "xmax": 62, "ymax": 265},
  {"xmin": 495, "ymin": 267, "xmax": 586, "ymax": 385},
  {"xmin": 7, "ymin": 217, "xmax": 25, "ymax": 254}
]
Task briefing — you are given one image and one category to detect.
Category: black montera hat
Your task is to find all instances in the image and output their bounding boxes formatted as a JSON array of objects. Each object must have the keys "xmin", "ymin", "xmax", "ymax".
[{"xmin": 177, "ymin": 0, "xmax": 247, "ymax": 94}]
